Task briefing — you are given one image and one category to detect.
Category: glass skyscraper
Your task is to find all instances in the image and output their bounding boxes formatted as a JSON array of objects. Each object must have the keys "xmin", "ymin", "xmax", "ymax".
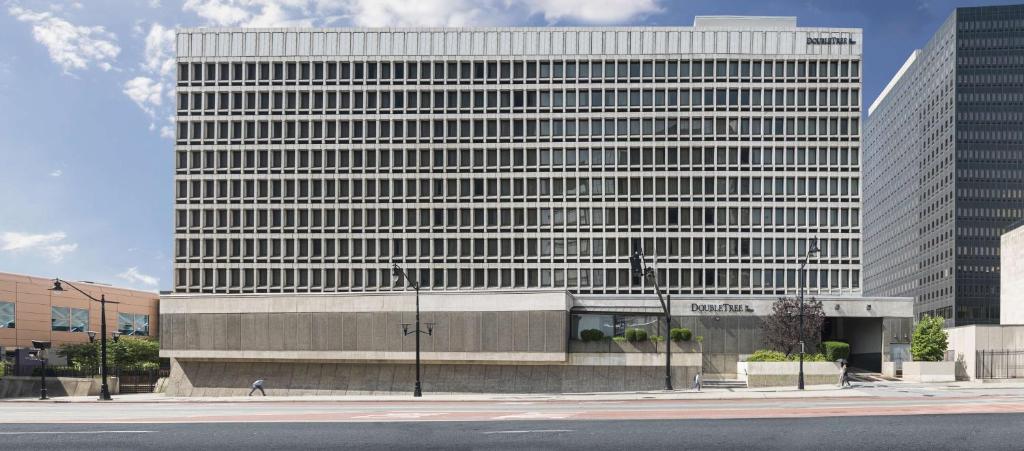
[{"xmin": 865, "ymin": 5, "xmax": 1024, "ymax": 325}]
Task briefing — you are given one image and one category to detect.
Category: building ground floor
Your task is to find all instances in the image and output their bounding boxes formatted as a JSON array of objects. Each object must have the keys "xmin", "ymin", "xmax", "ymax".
[{"xmin": 160, "ymin": 291, "xmax": 912, "ymax": 395}]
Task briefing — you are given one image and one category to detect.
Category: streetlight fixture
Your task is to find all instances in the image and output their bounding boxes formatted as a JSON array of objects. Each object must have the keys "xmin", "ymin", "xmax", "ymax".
[
  {"xmin": 50, "ymin": 278, "xmax": 119, "ymax": 400},
  {"xmin": 392, "ymin": 263, "xmax": 433, "ymax": 397},
  {"xmin": 630, "ymin": 249, "xmax": 673, "ymax": 391},
  {"xmin": 797, "ymin": 238, "xmax": 821, "ymax": 390},
  {"xmin": 31, "ymin": 340, "xmax": 51, "ymax": 400}
]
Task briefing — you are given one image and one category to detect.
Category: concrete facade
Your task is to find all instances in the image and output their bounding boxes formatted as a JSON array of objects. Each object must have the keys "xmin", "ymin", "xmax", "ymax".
[
  {"xmin": 172, "ymin": 18, "xmax": 864, "ymax": 298},
  {"xmin": 0, "ymin": 271, "xmax": 159, "ymax": 351},
  {"xmin": 946, "ymin": 324, "xmax": 1024, "ymax": 380},
  {"xmin": 161, "ymin": 291, "xmax": 911, "ymax": 394},
  {"xmin": 1001, "ymin": 222, "xmax": 1024, "ymax": 325}
]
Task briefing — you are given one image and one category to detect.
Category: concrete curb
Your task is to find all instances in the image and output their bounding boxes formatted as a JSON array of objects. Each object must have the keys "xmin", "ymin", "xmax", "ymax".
[{"xmin": 1, "ymin": 385, "xmax": 878, "ymax": 403}]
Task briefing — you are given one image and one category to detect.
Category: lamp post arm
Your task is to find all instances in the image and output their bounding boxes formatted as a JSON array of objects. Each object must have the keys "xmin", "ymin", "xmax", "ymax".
[
  {"xmin": 56, "ymin": 279, "xmax": 102, "ymax": 303},
  {"xmin": 646, "ymin": 269, "xmax": 668, "ymax": 315}
]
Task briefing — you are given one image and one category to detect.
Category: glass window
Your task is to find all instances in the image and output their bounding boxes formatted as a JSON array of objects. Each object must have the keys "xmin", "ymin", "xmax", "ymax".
[
  {"xmin": 118, "ymin": 312, "xmax": 150, "ymax": 336},
  {"xmin": 51, "ymin": 306, "xmax": 69, "ymax": 332},
  {"xmin": 0, "ymin": 301, "xmax": 13, "ymax": 328},
  {"xmin": 133, "ymin": 314, "xmax": 150, "ymax": 336},
  {"xmin": 70, "ymin": 308, "xmax": 89, "ymax": 333},
  {"xmin": 118, "ymin": 312, "xmax": 134, "ymax": 335}
]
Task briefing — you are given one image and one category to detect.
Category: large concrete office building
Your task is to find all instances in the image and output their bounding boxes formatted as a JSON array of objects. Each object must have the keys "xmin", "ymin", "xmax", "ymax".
[
  {"xmin": 164, "ymin": 17, "xmax": 911, "ymax": 395},
  {"xmin": 864, "ymin": 5, "xmax": 1024, "ymax": 326}
]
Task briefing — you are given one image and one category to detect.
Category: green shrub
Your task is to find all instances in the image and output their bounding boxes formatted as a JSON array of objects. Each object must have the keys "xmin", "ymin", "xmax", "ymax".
[
  {"xmin": 912, "ymin": 315, "xmax": 948, "ymax": 362},
  {"xmin": 612, "ymin": 336, "xmax": 627, "ymax": 343},
  {"xmin": 746, "ymin": 349, "xmax": 830, "ymax": 362},
  {"xmin": 649, "ymin": 335, "xmax": 664, "ymax": 343},
  {"xmin": 670, "ymin": 328, "xmax": 692, "ymax": 342},
  {"xmin": 624, "ymin": 328, "xmax": 648, "ymax": 342},
  {"xmin": 746, "ymin": 349, "xmax": 789, "ymax": 362},
  {"xmin": 579, "ymin": 329, "xmax": 605, "ymax": 342},
  {"xmin": 821, "ymin": 341, "xmax": 850, "ymax": 361}
]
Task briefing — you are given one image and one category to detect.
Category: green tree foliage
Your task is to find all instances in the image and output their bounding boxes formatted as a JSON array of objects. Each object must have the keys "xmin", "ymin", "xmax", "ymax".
[
  {"xmin": 57, "ymin": 337, "xmax": 161, "ymax": 373},
  {"xmin": 911, "ymin": 315, "xmax": 948, "ymax": 362}
]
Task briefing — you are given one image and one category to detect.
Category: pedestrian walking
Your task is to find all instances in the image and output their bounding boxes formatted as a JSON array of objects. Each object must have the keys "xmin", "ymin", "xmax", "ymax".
[
  {"xmin": 842, "ymin": 363, "xmax": 853, "ymax": 387},
  {"xmin": 249, "ymin": 378, "xmax": 266, "ymax": 396},
  {"xmin": 692, "ymin": 372, "xmax": 702, "ymax": 391}
]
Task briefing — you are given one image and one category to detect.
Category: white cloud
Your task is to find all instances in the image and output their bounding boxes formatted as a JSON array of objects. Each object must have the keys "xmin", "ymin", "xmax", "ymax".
[
  {"xmin": 49, "ymin": 169, "xmax": 63, "ymax": 177},
  {"xmin": 0, "ymin": 231, "xmax": 78, "ymax": 263},
  {"xmin": 7, "ymin": 6, "xmax": 120, "ymax": 73},
  {"xmin": 123, "ymin": 76, "xmax": 163, "ymax": 116},
  {"xmin": 519, "ymin": 0, "xmax": 660, "ymax": 23},
  {"xmin": 143, "ymin": 23, "xmax": 176, "ymax": 77},
  {"xmin": 180, "ymin": 0, "xmax": 661, "ymax": 28},
  {"xmin": 183, "ymin": 0, "xmax": 313, "ymax": 27},
  {"xmin": 117, "ymin": 267, "xmax": 159, "ymax": 287},
  {"xmin": 337, "ymin": 0, "xmax": 491, "ymax": 27},
  {"xmin": 160, "ymin": 125, "xmax": 175, "ymax": 139}
]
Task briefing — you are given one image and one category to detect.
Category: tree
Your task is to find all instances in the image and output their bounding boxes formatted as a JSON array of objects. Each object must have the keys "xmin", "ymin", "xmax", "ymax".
[
  {"xmin": 763, "ymin": 296, "xmax": 826, "ymax": 357},
  {"xmin": 57, "ymin": 337, "xmax": 161, "ymax": 373},
  {"xmin": 911, "ymin": 315, "xmax": 948, "ymax": 362}
]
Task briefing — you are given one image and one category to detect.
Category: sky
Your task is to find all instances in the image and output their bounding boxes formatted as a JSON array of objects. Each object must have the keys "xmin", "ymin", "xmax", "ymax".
[{"xmin": 0, "ymin": 0, "xmax": 1018, "ymax": 292}]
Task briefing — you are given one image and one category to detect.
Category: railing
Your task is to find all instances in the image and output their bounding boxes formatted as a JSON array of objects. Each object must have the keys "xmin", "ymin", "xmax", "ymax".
[
  {"xmin": 116, "ymin": 368, "xmax": 167, "ymax": 394},
  {"xmin": 31, "ymin": 366, "xmax": 95, "ymax": 378},
  {"xmin": 976, "ymin": 350, "xmax": 1024, "ymax": 379}
]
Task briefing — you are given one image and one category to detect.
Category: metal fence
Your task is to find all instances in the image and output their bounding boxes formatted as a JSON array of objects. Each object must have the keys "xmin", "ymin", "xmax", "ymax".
[
  {"xmin": 975, "ymin": 350, "xmax": 1024, "ymax": 379},
  {"xmin": 116, "ymin": 368, "xmax": 169, "ymax": 394}
]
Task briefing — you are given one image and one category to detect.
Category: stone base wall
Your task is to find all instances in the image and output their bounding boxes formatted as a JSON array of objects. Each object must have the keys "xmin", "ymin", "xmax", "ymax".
[
  {"xmin": 0, "ymin": 376, "xmax": 119, "ymax": 398},
  {"xmin": 165, "ymin": 359, "xmax": 699, "ymax": 396}
]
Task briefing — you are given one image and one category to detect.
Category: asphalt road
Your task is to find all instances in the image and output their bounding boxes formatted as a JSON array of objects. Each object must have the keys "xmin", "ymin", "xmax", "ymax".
[{"xmin": 0, "ymin": 414, "xmax": 1018, "ymax": 450}]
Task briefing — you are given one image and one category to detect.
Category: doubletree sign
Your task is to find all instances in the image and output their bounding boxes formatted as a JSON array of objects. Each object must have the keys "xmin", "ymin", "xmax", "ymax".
[
  {"xmin": 691, "ymin": 303, "xmax": 755, "ymax": 313},
  {"xmin": 806, "ymin": 37, "xmax": 856, "ymax": 45}
]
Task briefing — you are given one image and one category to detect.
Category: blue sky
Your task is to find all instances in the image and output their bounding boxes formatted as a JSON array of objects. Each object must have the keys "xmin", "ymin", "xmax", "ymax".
[{"xmin": 0, "ymin": 0, "xmax": 1017, "ymax": 291}]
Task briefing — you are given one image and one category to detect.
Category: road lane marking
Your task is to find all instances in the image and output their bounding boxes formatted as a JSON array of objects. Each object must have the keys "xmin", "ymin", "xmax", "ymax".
[
  {"xmin": 0, "ymin": 431, "xmax": 155, "ymax": 435},
  {"xmin": 482, "ymin": 430, "xmax": 574, "ymax": 435},
  {"xmin": 492, "ymin": 411, "xmax": 576, "ymax": 420}
]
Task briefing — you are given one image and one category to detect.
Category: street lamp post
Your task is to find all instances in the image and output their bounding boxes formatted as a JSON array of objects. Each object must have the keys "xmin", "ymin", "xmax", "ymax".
[
  {"xmin": 50, "ymin": 279, "xmax": 119, "ymax": 400},
  {"xmin": 32, "ymin": 340, "xmax": 51, "ymax": 400},
  {"xmin": 392, "ymin": 263, "xmax": 434, "ymax": 397},
  {"xmin": 797, "ymin": 238, "xmax": 821, "ymax": 390},
  {"xmin": 630, "ymin": 250, "xmax": 673, "ymax": 391}
]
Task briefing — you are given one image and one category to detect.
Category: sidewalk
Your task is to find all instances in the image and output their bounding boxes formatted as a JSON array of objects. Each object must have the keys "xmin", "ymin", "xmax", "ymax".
[
  {"xmin": 4, "ymin": 379, "xmax": 1018, "ymax": 403},
  {"xmin": 2, "ymin": 384, "xmax": 876, "ymax": 403}
]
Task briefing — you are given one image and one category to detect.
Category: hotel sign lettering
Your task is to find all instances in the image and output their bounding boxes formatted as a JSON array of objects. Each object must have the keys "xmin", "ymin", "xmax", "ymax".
[
  {"xmin": 690, "ymin": 303, "xmax": 755, "ymax": 313},
  {"xmin": 806, "ymin": 37, "xmax": 856, "ymax": 45}
]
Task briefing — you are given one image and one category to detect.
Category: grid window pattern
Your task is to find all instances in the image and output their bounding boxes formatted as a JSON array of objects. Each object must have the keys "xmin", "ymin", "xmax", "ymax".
[
  {"xmin": 51, "ymin": 307, "xmax": 89, "ymax": 333},
  {"xmin": 118, "ymin": 312, "xmax": 151, "ymax": 336},
  {"xmin": 173, "ymin": 28, "xmax": 863, "ymax": 296},
  {"xmin": 865, "ymin": 5, "xmax": 1024, "ymax": 325}
]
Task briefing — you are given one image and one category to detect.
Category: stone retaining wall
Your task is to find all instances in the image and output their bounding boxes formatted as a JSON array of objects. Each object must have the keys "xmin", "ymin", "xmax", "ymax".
[{"xmin": 165, "ymin": 359, "xmax": 699, "ymax": 396}]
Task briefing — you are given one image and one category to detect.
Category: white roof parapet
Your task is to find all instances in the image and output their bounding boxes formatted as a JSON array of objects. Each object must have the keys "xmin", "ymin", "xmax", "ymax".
[
  {"xmin": 175, "ymin": 23, "xmax": 862, "ymax": 58},
  {"xmin": 693, "ymin": 16, "xmax": 797, "ymax": 29},
  {"xmin": 869, "ymin": 50, "xmax": 919, "ymax": 116}
]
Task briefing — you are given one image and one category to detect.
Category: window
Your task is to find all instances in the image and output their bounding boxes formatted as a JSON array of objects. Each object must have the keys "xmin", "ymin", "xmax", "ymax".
[
  {"xmin": 51, "ymin": 306, "xmax": 88, "ymax": 332},
  {"xmin": 118, "ymin": 312, "xmax": 151, "ymax": 336},
  {"xmin": 0, "ymin": 301, "xmax": 13, "ymax": 328}
]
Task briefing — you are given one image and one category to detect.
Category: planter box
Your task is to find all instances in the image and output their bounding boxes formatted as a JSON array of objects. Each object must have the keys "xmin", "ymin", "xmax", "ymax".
[
  {"xmin": 881, "ymin": 361, "xmax": 900, "ymax": 378},
  {"xmin": 737, "ymin": 361, "xmax": 841, "ymax": 388},
  {"xmin": 901, "ymin": 361, "xmax": 955, "ymax": 383},
  {"xmin": 569, "ymin": 340, "xmax": 698, "ymax": 354}
]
